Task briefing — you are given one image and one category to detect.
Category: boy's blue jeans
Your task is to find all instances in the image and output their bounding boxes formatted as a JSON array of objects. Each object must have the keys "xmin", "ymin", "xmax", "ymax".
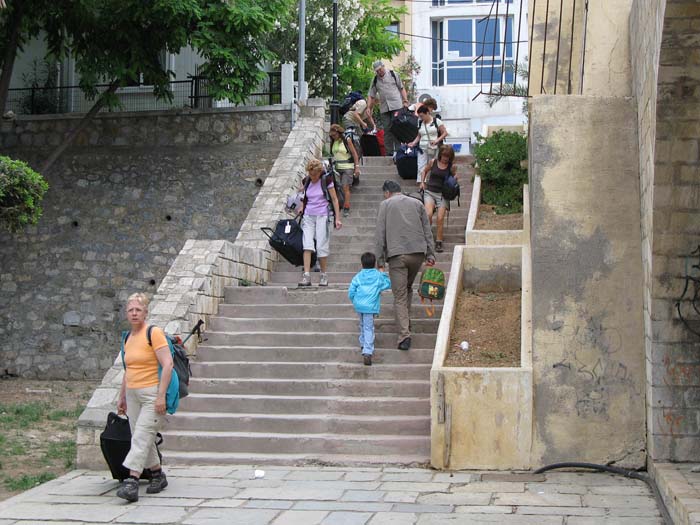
[{"xmin": 359, "ymin": 313, "xmax": 375, "ymax": 356}]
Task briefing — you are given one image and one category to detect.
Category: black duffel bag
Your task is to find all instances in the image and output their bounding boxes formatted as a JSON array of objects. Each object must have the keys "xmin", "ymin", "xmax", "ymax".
[
  {"xmin": 100, "ymin": 412, "xmax": 162, "ymax": 481},
  {"xmin": 261, "ymin": 216, "xmax": 317, "ymax": 268},
  {"xmin": 389, "ymin": 107, "xmax": 419, "ymax": 144}
]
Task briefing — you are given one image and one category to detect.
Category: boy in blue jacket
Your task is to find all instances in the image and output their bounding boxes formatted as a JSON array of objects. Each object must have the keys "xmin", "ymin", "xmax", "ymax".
[{"xmin": 348, "ymin": 252, "xmax": 392, "ymax": 366}]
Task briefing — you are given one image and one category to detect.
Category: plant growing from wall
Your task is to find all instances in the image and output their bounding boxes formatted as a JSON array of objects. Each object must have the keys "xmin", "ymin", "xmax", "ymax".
[
  {"xmin": 0, "ymin": 155, "xmax": 49, "ymax": 232},
  {"xmin": 397, "ymin": 55, "xmax": 421, "ymax": 104},
  {"xmin": 473, "ymin": 131, "xmax": 527, "ymax": 214},
  {"xmin": 19, "ymin": 59, "xmax": 59, "ymax": 114}
]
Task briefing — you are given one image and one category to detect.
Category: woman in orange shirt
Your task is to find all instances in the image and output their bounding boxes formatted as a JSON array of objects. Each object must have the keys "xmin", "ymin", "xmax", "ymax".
[{"xmin": 116, "ymin": 293, "xmax": 174, "ymax": 503}]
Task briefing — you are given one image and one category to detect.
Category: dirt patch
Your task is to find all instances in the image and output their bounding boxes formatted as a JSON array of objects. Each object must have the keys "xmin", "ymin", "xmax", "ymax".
[
  {"xmin": 446, "ymin": 291, "xmax": 521, "ymax": 367},
  {"xmin": 0, "ymin": 378, "xmax": 98, "ymax": 502},
  {"xmin": 475, "ymin": 204, "xmax": 523, "ymax": 230}
]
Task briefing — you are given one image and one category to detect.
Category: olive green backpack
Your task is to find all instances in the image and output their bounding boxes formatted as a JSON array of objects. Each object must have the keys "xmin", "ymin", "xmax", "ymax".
[{"xmin": 419, "ymin": 267, "xmax": 446, "ymax": 317}]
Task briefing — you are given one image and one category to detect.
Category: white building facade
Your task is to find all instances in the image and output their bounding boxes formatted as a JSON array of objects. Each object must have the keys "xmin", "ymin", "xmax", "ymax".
[{"xmin": 411, "ymin": 0, "xmax": 528, "ymax": 153}]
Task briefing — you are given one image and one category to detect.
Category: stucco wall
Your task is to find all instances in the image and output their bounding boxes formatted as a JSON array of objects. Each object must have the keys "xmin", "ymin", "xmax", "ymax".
[
  {"xmin": 529, "ymin": 95, "xmax": 646, "ymax": 468},
  {"xmin": 0, "ymin": 108, "xmax": 290, "ymax": 379},
  {"xmin": 645, "ymin": 0, "xmax": 700, "ymax": 461}
]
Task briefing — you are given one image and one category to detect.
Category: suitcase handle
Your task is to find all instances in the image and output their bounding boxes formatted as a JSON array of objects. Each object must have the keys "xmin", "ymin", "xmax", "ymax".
[{"xmin": 260, "ymin": 227, "xmax": 274, "ymax": 241}]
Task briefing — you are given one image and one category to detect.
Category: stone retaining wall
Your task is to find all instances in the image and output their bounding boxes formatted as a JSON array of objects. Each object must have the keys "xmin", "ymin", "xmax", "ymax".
[{"xmin": 0, "ymin": 105, "xmax": 292, "ymax": 149}]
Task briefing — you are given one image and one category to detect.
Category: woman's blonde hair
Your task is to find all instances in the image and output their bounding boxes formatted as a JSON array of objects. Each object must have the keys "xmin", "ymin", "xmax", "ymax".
[
  {"xmin": 307, "ymin": 158, "xmax": 323, "ymax": 174},
  {"xmin": 127, "ymin": 292, "xmax": 150, "ymax": 308}
]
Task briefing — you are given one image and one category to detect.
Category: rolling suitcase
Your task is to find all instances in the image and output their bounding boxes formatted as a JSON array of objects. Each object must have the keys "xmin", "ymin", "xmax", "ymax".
[
  {"xmin": 100, "ymin": 412, "xmax": 162, "ymax": 481},
  {"xmin": 389, "ymin": 108, "xmax": 419, "ymax": 143},
  {"xmin": 394, "ymin": 145, "xmax": 419, "ymax": 180},
  {"xmin": 360, "ymin": 133, "xmax": 381, "ymax": 157},
  {"xmin": 261, "ymin": 216, "xmax": 317, "ymax": 267}
]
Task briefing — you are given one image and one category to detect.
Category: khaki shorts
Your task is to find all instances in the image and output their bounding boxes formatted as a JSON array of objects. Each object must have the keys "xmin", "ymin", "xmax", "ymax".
[
  {"xmin": 338, "ymin": 168, "xmax": 354, "ymax": 187},
  {"xmin": 424, "ymin": 189, "xmax": 450, "ymax": 211}
]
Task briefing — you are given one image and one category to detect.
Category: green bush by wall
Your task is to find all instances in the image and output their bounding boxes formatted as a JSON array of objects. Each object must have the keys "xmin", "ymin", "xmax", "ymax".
[
  {"xmin": 473, "ymin": 131, "xmax": 527, "ymax": 214},
  {"xmin": 0, "ymin": 156, "xmax": 49, "ymax": 232}
]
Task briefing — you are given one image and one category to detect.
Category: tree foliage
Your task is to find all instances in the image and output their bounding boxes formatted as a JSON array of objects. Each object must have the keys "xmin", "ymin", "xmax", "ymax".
[
  {"xmin": 0, "ymin": 155, "xmax": 49, "ymax": 232},
  {"xmin": 473, "ymin": 131, "xmax": 527, "ymax": 214},
  {"xmin": 268, "ymin": 0, "xmax": 405, "ymax": 98}
]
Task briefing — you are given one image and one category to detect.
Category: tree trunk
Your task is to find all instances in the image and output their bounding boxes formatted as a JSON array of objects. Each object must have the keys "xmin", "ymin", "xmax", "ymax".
[
  {"xmin": 40, "ymin": 81, "xmax": 119, "ymax": 175},
  {"xmin": 0, "ymin": 1, "xmax": 24, "ymax": 113}
]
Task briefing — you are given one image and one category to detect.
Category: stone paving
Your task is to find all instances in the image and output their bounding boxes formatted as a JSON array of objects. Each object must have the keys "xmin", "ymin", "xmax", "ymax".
[{"xmin": 0, "ymin": 466, "xmax": 664, "ymax": 524}]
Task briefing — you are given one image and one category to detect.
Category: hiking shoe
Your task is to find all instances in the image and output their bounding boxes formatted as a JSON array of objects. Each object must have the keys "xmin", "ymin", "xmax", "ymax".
[
  {"xmin": 116, "ymin": 477, "xmax": 139, "ymax": 503},
  {"xmin": 298, "ymin": 272, "xmax": 311, "ymax": 287},
  {"xmin": 363, "ymin": 354, "xmax": 372, "ymax": 366},
  {"xmin": 398, "ymin": 337, "xmax": 411, "ymax": 351},
  {"xmin": 319, "ymin": 273, "xmax": 329, "ymax": 287},
  {"xmin": 146, "ymin": 470, "xmax": 168, "ymax": 494},
  {"xmin": 435, "ymin": 240, "xmax": 444, "ymax": 253},
  {"xmin": 343, "ymin": 207, "xmax": 350, "ymax": 218}
]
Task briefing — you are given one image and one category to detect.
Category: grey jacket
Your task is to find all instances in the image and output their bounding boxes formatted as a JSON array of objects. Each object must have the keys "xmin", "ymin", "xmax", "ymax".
[{"xmin": 374, "ymin": 194, "xmax": 435, "ymax": 267}]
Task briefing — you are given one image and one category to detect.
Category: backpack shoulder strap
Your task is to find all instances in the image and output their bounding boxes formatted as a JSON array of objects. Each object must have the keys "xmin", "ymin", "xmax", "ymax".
[
  {"xmin": 120, "ymin": 331, "xmax": 130, "ymax": 370},
  {"xmin": 390, "ymin": 70, "xmax": 399, "ymax": 89},
  {"xmin": 147, "ymin": 325, "xmax": 154, "ymax": 347}
]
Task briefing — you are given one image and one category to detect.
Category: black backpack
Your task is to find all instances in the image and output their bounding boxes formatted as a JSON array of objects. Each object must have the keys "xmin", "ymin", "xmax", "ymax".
[
  {"xmin": 339, "ymin": 91, "xmax": 364, "ymax": 116},
  {"xmin": 303, "ymin": 166, "xmax": 345, "ymax": 212},
  {"xmin": 372, "ymin": 70, "xmax": 400, "ymax": 90}
]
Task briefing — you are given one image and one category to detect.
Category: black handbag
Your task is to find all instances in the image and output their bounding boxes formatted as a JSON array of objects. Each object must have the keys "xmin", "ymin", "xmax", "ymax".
[
  {"xmin": 100, "ymin": 412, "xmax": 162, "ymax": 481},
  {"xmin": 261, "ymin": 216, "xmax": 317, "ymax": 267}
]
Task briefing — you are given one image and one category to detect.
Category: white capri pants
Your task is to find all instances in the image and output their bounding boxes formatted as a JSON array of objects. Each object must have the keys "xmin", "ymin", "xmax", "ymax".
[
  {"xmin": 417, "ymin": 148, "xmax": 438, "ymax": 182},
  {"xmin": 123, "ymin": 385, "xmax": 163, "ymax": 473},
  {"xmin": 301, "ymin": 214, "xmax": 331, "ymax": 258}
]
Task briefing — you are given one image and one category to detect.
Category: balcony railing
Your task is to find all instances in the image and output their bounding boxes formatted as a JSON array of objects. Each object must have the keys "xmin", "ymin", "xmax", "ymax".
[{"xmin": 5, "ymin": 72, "xmax": 282, "ymax": 116}]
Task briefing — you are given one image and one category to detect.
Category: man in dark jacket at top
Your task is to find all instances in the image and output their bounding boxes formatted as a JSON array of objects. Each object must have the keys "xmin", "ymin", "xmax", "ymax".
[{"xmin": 374, "ymin": 180, "xmax": 435, "ymax": 351}]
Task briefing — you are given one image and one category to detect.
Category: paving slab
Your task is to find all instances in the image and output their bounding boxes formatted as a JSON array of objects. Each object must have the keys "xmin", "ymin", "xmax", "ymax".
[{"xmin": 0, "ymin": 466, "xmax": 665, "ymax": 525}]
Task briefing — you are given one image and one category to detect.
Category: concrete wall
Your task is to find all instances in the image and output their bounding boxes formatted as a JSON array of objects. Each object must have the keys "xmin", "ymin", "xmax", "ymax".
[
  {"xmin": 528, "ymin": 0, "xmax": 632, "ymax": 96},
  {"xmin": 640, "ymin": 0, "xmax": 700, "ymax": 462},
  {"xmin": 0, "ymin": 107, "xmax": 291, "ymax": 379},
  {"xmin": 529, "ymin": 95, "xmax": 646, "ymax": 468}
]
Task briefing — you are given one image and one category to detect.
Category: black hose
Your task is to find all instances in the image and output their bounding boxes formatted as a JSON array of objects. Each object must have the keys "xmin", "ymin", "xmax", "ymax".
[{"xmin": 534, "ymin": 462, "xmax": 672, "ymax": 525}]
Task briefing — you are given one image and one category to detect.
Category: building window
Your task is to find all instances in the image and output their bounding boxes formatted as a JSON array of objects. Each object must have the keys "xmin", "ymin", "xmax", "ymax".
[
  {"xmin": 386, "ymin": 22, "xmax": 400, "ymax": 36},
  {"xmin": 432, "ymin": 16, "xmax": 514, "ymax": 86},
  {"xmin": 125, "ymin": 50, "xmax": 169, "ymax": 87},
  {"xmin": 432, "ymin": 0, "xmax": 513, "ymax": 6}
]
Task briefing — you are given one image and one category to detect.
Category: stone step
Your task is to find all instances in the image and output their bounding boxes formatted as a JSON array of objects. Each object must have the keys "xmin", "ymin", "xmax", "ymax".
[
  {"xmin": 216, "ymin": 303, "xmax": 442, "ymax": 319},
  {"xmin": 178, "ymin": 393, "xmax": 430, "ymax": 416},
  {"xmin": 276, "ymin": 261, "xmax": 453, "ymax": 273},
  {"xmin": 203, "ymin": 331, "xmax": 437, "ymax": 348},
  {"xmin": 329, "ymin": 231, "xmax": 465, "ymax": 242},
  {"xmin": 223, "ymin": 287, "xmax": 430, "ymax": 305},
  {"xmin": 188, "ymin": 378, "xmax": 430, "ymax": 397},
  {"xmin": 191, "ymin": 361, "xmax": 431, "ymax": 380},
  {"xmin": 195, "ymin": 346, "xmax": 435, "ymax": 364},
  {"xmin": 162, "ymin": 450, "xmax": 429, "ymax": 467},
  {"xmin": 207, "ymin": 317, "xmax": 439, "ymax": 334},
  {"xmin": 267, "ymin": 271, "xmax": 451, "ymax": 285},
  {"xmin": 162, "ymin": 430, "xmax": 431, "ymax": 456},
  {"xmin": 168, "ymin": 412, "xmax": 431, "ymax": 435}
]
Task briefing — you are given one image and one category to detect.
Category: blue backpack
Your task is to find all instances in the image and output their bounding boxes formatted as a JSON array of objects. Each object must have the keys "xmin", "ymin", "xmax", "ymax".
[
  {"xmin": 339, "ymin": 91, "xmax": 365, "ymax": 116},
  {"xmin": 121, "ymin": 327, "xmax": 186, "ymax": 415},
  {"xmin": 442, "ymin": 173, "xmax": 460, "ymax": 205}
]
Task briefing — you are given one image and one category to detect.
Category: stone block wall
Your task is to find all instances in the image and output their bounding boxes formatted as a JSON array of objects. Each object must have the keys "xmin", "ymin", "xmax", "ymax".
[
  {"xmin": 642, "ymin": 0, "xmax": 700, "ymax": 461},
  {"xmin": 529, "ymin": 95, "xmax": 646, "ymax": 468},
  {"xmin": 76, "ymin": 100, "xmax": 326, "ymax": 468},
  {"xmin": 0, "ymin": 107, "xmax": 292, "ymax": 379},
  {"xmin": 0, "ymin": 105, "xmax": 292, "ymax": 149}
]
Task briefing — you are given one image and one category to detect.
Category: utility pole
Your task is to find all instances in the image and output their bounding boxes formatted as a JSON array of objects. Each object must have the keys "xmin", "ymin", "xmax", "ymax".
[
  {"xmin": 330, "ymin": 0, "xmax": 339, "ymax": 123},
  {"xmin": 298, "ymin": 0, "xmax": 306, "ymax": 102}
]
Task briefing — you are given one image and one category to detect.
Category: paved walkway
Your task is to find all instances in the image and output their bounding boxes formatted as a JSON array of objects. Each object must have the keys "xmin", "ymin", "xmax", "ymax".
[
  {"xmin": 653, "ymin": 462, "xmax": 700, "ymax": 524},
  {"xmin": 0, "ymin": 466, "xmax": 664, "ymax": 524}
]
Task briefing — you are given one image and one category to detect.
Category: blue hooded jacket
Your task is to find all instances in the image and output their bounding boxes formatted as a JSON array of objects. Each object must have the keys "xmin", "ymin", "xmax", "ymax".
[{"xmin": 348, "ymin": 269, "xmax": 392, "ymax": 314}]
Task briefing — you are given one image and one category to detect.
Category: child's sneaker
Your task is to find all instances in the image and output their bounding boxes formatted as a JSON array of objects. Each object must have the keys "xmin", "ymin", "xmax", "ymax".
[
  {"xmin": 319, "ymin": 273, "xmax": 329, "ymax": 287},
  {"xmin": 298, "ymin": 272, "xmax": 311, "ymax": 287}
]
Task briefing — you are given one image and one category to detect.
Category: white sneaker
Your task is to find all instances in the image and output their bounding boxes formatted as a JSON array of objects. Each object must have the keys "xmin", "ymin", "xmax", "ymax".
[
  {"xmin": 298, "ymin": 272, "xmax": 311, "ymax": 287},
  {"xmin": 319, "ymin": 273, "xmax": 329, "ymax": 287}
]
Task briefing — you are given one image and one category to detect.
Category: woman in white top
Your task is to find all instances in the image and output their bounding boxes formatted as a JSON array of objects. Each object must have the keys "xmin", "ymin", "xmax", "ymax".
[{"xmin": 408, "ymin": 105, "xmax": 448, "ymax": 183}]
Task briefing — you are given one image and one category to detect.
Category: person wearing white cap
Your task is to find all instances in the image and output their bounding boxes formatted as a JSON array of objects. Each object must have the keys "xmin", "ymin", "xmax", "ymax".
[{"xmin": 367, "ymin": 60, "xmax": 409, "ymax": 156}]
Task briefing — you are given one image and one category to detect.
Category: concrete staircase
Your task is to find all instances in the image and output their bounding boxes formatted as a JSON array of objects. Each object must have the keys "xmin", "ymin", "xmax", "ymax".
[{"xmin": 163, "ymin": 155, "xmax": 472, "ymax": 466}]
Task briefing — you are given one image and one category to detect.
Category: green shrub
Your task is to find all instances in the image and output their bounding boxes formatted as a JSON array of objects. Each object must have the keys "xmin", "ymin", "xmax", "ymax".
[
  {"xmin": 473, "ymin": 131, "xmax": 527, "ymax": 214},
  {"xmin": 0, "ymin": 156, "xmax": 49, "ymax": 232}
]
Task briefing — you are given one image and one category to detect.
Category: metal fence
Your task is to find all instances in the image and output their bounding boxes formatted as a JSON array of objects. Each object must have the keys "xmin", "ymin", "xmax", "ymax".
[{"xmin": 5, "ymin": 72, "xmax": 282, "ymax": 116}]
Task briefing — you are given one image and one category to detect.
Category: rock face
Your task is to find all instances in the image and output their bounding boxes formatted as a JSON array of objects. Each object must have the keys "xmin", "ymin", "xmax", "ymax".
[{"xmin": 0, "ymin": 142, "xmax": 282, "ymax": 379}]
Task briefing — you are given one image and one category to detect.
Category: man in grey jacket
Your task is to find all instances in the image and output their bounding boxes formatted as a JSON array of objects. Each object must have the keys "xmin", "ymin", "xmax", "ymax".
[{"xmin": 375, "ymin": 180, "xmax": 435, "ymax": 350}]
